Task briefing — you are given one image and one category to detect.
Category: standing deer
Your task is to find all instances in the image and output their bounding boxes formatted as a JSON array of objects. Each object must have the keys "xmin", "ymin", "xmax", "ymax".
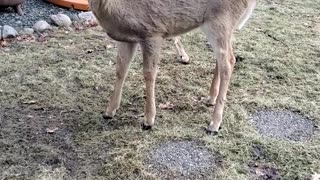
[{"xmin": 89, "ymin": 0, "xmax": 256, "ymax": 133}]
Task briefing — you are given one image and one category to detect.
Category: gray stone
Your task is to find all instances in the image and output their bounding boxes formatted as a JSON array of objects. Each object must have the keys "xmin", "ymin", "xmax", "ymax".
[
  {"xmin": 22, "ymin": 28, "xmax": 34, "ymax": 35},
  {"xmin": 33, "ymin": 20, "xmax": 52, "ymax": 32},
  {"xmin": 78, "ymin": 11, "xmax": 97, "ymax": 22},
  {"xmin": 2, "ymin": 25, "xmax": 18, "ymax": 39},
  {"xmin": 69, "ymin": 13, "xmax": 80, "ymax": 22},
  {"xmin": 50, "ymin": 14, "xmax": 72, "ymax": 27}
]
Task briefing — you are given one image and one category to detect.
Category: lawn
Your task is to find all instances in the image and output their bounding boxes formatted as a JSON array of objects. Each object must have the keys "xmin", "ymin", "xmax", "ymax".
[{"xmin": 0, "ymin": 0, "xmax": 319, "ymax": 179}]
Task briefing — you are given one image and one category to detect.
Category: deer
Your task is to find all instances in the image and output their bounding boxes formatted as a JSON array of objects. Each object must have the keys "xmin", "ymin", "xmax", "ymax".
[{"xmin": 89, "ymin": 0, "xmax": 257, "ymax": 134}]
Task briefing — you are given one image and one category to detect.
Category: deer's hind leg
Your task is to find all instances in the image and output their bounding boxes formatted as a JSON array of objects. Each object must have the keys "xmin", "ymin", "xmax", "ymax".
[
  {"xmin": 201, "ymin": 22, "xmax": 236, "ymax": 133},
  {"xmin": 207, "ymin": 64, "xmax": 220, "ymax": 106},
  {"xmin": 103, "ymin": 42, "xmax": 138, "ymax": 119}
]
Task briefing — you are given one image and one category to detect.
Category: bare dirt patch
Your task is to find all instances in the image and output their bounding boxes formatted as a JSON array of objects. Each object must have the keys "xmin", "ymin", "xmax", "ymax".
[
  {"xmin": 249, "ymin": 163, "xmax": 281, "ymax": 180},
  {"xmin": 249, "ymin": 110, "xmax": 315, "ymax": 141},
  {"xmin": 249, "ymin": 144, "xmax": 281, "ymax": 180},
  {"xmin": 0, "ymin": 105, "xmax": 109, "ymax": 179},
  {"xmin": 147, "ymin": 140, "xmax": 220, "ymax": 179}
]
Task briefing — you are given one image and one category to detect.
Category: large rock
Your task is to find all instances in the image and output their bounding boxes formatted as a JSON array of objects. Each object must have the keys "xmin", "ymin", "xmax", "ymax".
[
  {"xmin": 50, "ymin": 14, "xmax": 72, "ymax": 27},
  {"xmin": 2, "ymin": 25, "xmax": 18, "ymax": 39},
  {"xmin": 33, "ymin": 20, "xmax": 52, "ymax": 32}
]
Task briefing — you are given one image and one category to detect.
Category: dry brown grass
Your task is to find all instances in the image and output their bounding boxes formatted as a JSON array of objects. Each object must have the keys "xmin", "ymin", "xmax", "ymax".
[{"xmin": 0, "ymin": 0, "xmax": 319, "ymax": 179}]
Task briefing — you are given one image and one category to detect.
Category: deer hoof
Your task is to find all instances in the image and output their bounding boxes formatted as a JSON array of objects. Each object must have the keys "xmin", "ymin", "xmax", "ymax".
[
  {"xmin": 206, "ymin": 129, "xmax": 219, "ymax": 136},
  {"xmin": 102, "ymin": 114, "xmax": 113, "ymax": 119},
  {"xmin": 141, "ymin": 123, "xmax": 153, "ymax": 131},
  {"xmin": 177, "ymin": 56, "xmax": 190, "ymax": 64},
  {"xmin": 205, "ymin": 126, "xmax": 222, "ymax": 135},
  {"xmin": 205, "ymin": 96, "xmax": 216, "ymax": 107}
]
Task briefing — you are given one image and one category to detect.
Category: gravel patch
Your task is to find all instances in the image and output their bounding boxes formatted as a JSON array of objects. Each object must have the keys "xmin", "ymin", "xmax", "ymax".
[
  {"xmin": 249, "ymin": 110, "xmax": 315, "ymax": 141},
  {"xmin": 148, "ymin": 140, "xmax": 219, "ymax": 179},
  {"xmin": 0, "ymin": 0, "xmax": 79, "ymax": 29}
]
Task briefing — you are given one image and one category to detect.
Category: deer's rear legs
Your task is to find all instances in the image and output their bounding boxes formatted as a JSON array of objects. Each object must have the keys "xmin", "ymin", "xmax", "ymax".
[
  {"xmin": 103, "ymin": 42, "xmax": 137, "ymax": 119},
  {"xmin": 140, "ymin": 37, "xmax": 163, "ymax": 130}
]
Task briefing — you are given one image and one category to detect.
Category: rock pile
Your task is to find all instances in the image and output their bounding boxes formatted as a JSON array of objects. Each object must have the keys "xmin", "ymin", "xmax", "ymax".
[{"xmin": 0, "ymin": 11, "xmax": 97, "ymax": 40}]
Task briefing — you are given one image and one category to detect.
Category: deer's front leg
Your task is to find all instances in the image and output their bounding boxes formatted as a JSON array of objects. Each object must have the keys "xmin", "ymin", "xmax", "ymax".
[
  {"xmin": 140, "ymin": 37, "xmax": 163, "ymax": 130},
  {"xmin": 103, "ymin": 42, "xmax": 137, "ymax": 119}
]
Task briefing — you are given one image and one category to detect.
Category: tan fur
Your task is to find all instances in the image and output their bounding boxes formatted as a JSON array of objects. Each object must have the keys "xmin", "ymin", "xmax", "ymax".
[
  {"xmin": 90, "ymin": 0, "xmax": 256, "ymax": 132},
  {"xmin": 173, "ymin": 37, "xmax": 190, "ymax": 64}
]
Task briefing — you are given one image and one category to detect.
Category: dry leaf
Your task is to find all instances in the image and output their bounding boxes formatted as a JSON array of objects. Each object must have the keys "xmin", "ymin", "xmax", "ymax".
[
  {"xmin": 311, "ymin": 174, "xmax": 320, "ymax": 180},
  {"xmin": 46, "ymin": 127, "xmax": 59, "ymax": 134},
  {"xmin": 86, "ymin": 49, "xmax": 94, "ymax": 53},
  {"xmin": 26, "ymin": 115, "xmax": 34, "ymax": 118},
  {"xmin": 138, "ymin": 113, "xmax": 145, "ymax": 117},
  {"xmin": 0, "ymin": 40, "xmax": 8, "ymax": 47},
  {"xmin": 159, "ymin": 102, "xmax": 174, "ymax": 110},
  {"xmin": 23, "ymin": 100, "xmax": 37, "ymax": 104}
]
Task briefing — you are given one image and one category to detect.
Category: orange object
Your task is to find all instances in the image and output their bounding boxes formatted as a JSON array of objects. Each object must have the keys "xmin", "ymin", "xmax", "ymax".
[{"xmin": 45, "ymin": 0, "xmax": 89, "ymax": 11}]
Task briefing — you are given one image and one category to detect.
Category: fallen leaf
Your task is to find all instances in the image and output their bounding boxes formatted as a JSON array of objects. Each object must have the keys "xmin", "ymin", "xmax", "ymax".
[
  {"xmin": 86, "ymin": 49, "xmax": 94, "ymax": 53},
  {"xmin": 26, "ymin": 115, "xmax": 34, "ymax": 118},
  {"xmin": 46, "ymin": 127, "xmax": 59, "ymax": 134},
  {"xmin": 192, "ymin": 96, "xmax": 207, "ymax": 103},
  {"xmin": 311, "ymin": 174, "xmax": 320, "ymax": 180},
  {"xmin": 23, "ymin": 100, "xmax": 37, "ymax": 104},
  {"xmin": 0, "ymin": 40, "xmax": 8, "ymax": 47},
  {"xmin": 255, "ymin": 168, "xmax": 265, "ymax": 176},
  {"xmin": 159, "ymin": 102, "xmax": 175, "ymax": 110}
]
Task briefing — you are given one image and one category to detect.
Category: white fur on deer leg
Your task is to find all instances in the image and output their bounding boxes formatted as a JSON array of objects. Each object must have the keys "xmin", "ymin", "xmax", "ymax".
[
  {"xmin": 207, "ymin": 121, "xmax": 221, "ymax": 135},
  {"xmin": 206, "ymin": 96, "xmax": 217, "ymax": 106},
  {"xmin": 142, "ymin": 118, "xmax": 154, "ymax": 130},
  {"xmin": 179, "ymin": 54, "xmax": 190, "ymax": 64},
  {"xmin": 103, "ymin": 109, "xmax": 116, "ymax": 119}
]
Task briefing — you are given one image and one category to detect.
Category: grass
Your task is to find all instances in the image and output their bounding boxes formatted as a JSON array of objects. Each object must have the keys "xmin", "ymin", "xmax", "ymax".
[{"xmin": 0, "ymin": 0, "xmax": 319, "ymax": 179}]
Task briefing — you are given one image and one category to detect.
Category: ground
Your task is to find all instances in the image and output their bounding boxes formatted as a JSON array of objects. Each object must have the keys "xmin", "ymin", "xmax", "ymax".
[{"xmin": 0, "ymin": 0, "xmax": 320, "ymax": 179}]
